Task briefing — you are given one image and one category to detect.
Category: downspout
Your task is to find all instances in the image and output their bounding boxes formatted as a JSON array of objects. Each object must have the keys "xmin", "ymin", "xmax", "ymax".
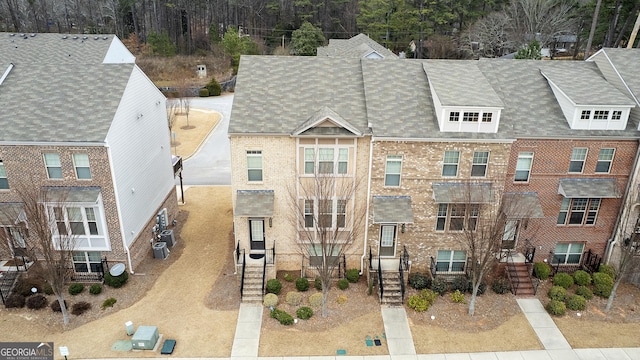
[
  {"xmin": 605, "ymin": 139, "xmax": 640, "ymax": 263},
  {"xmin": 360, "ymin": 135, "xmax": 374, "ymax": 275},
  {"xmin": 106, "ymin": 145, "xmax": 135, "ymax": 274}
]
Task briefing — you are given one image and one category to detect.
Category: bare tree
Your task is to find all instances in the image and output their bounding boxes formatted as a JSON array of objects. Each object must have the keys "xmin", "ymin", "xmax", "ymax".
[
  {"xmin": 287, "ymin": 167, "xmax": 366, "ymax": 318},
  {"xmin": 464, "ymin": 12, "xmax": 516, "ymax": 58},
  {"xmin": 166, "ymin": 98, "xmax": 179, "ymax": 133},
  {"xmin": 606, "ymin": 201, "xmax": 640, "ymax": 311},
  {"xmin": 0, "ymin": 181, "xmax": 77, "ymax": 325}
]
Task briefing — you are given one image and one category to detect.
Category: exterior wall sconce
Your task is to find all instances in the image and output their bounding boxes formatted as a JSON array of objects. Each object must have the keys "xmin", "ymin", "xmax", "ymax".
[
  {"xmin": 269, "ymin": 217, "xmax": 273, "ymax": 227},
  {"xmin": 401, "ymin": 223, "xmax": 406, "ymax": 233}
]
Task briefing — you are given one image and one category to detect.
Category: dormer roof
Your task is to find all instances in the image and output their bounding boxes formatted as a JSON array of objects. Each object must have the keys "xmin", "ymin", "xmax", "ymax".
[
  {"xmin": 291, "ymin": 106, "xmax": 363, "ymax": 137},
  {"xmin": 317, "ymin": 33, "xmax": 398, "ymax": 59}
]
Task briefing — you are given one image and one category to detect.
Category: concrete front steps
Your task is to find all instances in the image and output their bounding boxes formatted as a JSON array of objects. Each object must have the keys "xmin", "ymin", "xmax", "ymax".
[
  {"xmin": 380, "ymin": 271, "xmax": 404, "ymax": 306},
  {"xmin": 508, "ymin": 262, "xmax": 536, "ymax": 296},
  {"xmin": 241, "ymin": 264, "xmax": 264, "ymax": 303}
]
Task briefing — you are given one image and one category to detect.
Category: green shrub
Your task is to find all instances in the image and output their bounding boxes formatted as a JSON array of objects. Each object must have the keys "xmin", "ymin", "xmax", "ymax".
[
  {"xmin": 283, "ymin": 273, "xmax": 294, "ymax": 282},
  {"xmin": 295, "ymin": 277, "xmax": 310, "ymax": 291},
  {"xmin": 337, "ymin": 294, "xmax": 348, "ymax": 304},
  {"xmin": 101, "ymin": 297, "xmax": 117, "ymax": 309},
  {"xmin": 14, "ymin": 278, "xmax": 44, "ymax": 297},
  {"xmin": 593, "ymin": 272, "xmax": 614, "ymax": 298},
  {"xmin": 89, "ymin": 284, "xmax": 102, "ymax": 295},
  {"xmin": 68, "ymin": 283, "xmax": 84, "ymax": 295},
  {"xmin": 470, "ymin": 282, "xmax": 487, "ymax": 295},
  {"xmin": 205, "ymin": 77, "xmax": 222, "ymax": 96},
  {"xmin": 491, "ymin": 278, "xmax": 512, "ymax": 294},
  {"xmin": 450, "ymin": 290, "xmax": 466, "ymax": 303},
  {"xmin": 270, "ymin": 308, "xmax": 294, "ymax": 325},
  {"xmin": 5, "ymin": 294, "xmax": 25, "ymax": 308},
  {"xmin": 572, "ymin": 270, "xmax": 592, "ymax": 286},
  {"xmin": 314, "ymin": 277, "xmax": 322, "ymax": 290},
  {"xmin": 553, "ymin": 272, "xmax": 574, "ymax": 289},
  {"xmin": 407, "ymin": 289, "xmax": 437, "ymax": 312},
  {"xmin": 548, "ymin": 285, "xmax": 568, "ymax": 301},
  {"xmin": 565, "ymin": 294, "xmax": 587, "ymax": 311},
  {"xmin": 104, "ymin": 271, "xmax": 129, "ymax": 288},
  {"xmin": 71, "ymin": 301, "xmax": 91, "ymax": 316},
  {"xmin": 576, "ymin": 285, "xmax": 594, "ymax": 300},
  {"xmin": 533, "ymin": 262, "xmax": 551, "ymax": 280},
  {"xmin": 50, "ymin": 300, "xmax": 68, "ymax": 312},
  {"xmin": 286, "ymin": 291, "xmax": 303, "ymax": 306},
  {"xmin": 408, "ymin": 272, "xmax": 432, "ymax": 290},
  {"xmin": 346, "ymin": 268, "xmax": 360, "ymax": 283},
  {"xmin": 266, "ymin": 279, "xmax": 282, "ymax": 295},
  {"xmin": 451, "ymin": 276, "xmax": 469, "ymax": 293},
  {"xmin": 263, "ymin": 293, "xmax": 278, "ymax": 307},
  {"xmin": 296, "ymin": 306, "xmax": 313, "ymax": 320},
  {"xmin": 309, "ymin": 293, "xmax": 323, "ymax": 307},
  {"xmin": 26, "ymin": 295, "xmax": 48, "ymax": 310},
  {"xmin": 430, "ymin": 277, "xmax": 448, "ymax": 294},
  {"xmin": 43, "ymin": 283, "xmax": 54, "ymax": 295},
  {"xmin": 546, "ymin": 299, "xmax": 566, "ymax": 316},
  {"xmin": 597, "ymin": 264, "xmax": 616, "ymax": 279},
  {"xmin": 337, "ymin": 278, "xmax": 349, "ymax": 290},
  {"xmin": 198, "ymin": 88, "xmax": 209, "ymax": 97}
]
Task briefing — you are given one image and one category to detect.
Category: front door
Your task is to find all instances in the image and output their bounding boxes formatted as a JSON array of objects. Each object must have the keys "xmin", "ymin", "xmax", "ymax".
[
  {"xmin": 379, "ymin": 224, "xmax": 396, "ymax": 257},
  {"xmin": 249, "ymin": 219, "xmax": 265, "ymax": 251},
  {"xmin": 501, "ymin": 219, "xmax": 519, "ymax": 250}
]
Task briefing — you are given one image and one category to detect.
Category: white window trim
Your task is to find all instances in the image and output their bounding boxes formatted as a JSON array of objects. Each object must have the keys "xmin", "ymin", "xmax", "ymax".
[
  {"xmin": 43, "ymin": 153, "xmax": 63, "ymax": 179},
  {"xmin": 384, "ymin": 155, "xmax": 402, "ymax": 187},
  {"xmin": 247, "ymin": 150, "xmax": 263, "ymax": 182},
  {"xmin": 442, "ymin": 150, "xmax": 460, "ymax": 177},
  {"xmin": 569, "ymin": 148, "xmax": 588, "ymax": 173},
  {"xmin": 435, "ymin": 203, "xmax": 479, "ymax": 232},
  {"xmin": 515, "ymin": 152, "xmax": 534, "ymax": 182},
  {"xmin": 557, "ymin": 198, "xmax": 601, "ymax": 226},
  {"xmin": 302, "ymin": 146, "xmax": 350, "ymax": 176},
  {"xmin": 553, "ymin": 243, "xmax": 584, "ymax": 265},
  {"xmin": 48, "ymin": 197, "xmax": 110, "ymax": 251},
  {"xmin": 72, "ymin": 251, "xmax": 103, "ymax": 273},
  {"xmin": 471, "ymin": 151, "xmax": 489, "ymax": 177},
  {"xmin": 0, "ymin": 159, "xmax": 8, "ymax": 190},
  {"xmin": 72, "ymin": 153, "xmax": 92, "ymax": 180},
  {"xmin": 436, "ymin": 250, "xmax": 467, "ymax": 273},
  {"xmin": 595, "ymin": 148, "xmax": 615, "ymax": 173},
  {"xmin": 301, "ymin": 197, "xmax": 349, "ymax": 231}
]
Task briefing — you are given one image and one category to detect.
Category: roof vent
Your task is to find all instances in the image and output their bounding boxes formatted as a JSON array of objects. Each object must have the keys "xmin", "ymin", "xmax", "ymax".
[
  {"xmin": 94, "ymin": 36, "xmax": 99, "ymax": 40},
  {"xmin": 20, "ymin": 33, "xmax": 25, "ymax": 37},
  {"xmin": 82, "ymin": 36, "xmax": 88, "ymax": 40},
  {"xmin": 72, "ymin": 36, "xmax": 78, "ymax": 40},
  {"xmin": 103, "ymin": 36, "xmax": 108, "ymax": 40},
  {"xmin": 8, "ymin": 33, "xmax": 15, "ymax": 36},
  {"xmin": 30, "ymin": 33, "xmax": 36, "ymax": 37},
  {"xmin": 62, "ymin": 35, "xmax": 67, "ymax": 39}
]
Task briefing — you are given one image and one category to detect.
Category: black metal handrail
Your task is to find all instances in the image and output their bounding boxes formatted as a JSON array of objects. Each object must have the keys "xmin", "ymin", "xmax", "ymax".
[
  {"xmin": 368, "ymin": 246, "xmax": 373, "ymax": 270},
  {"xmin": 262, "ymin": 254, "xmax": 267, "ymax": 296},
  {"xmin": 266, "ymin": 247, "xmax": 275, "ymax": 265},
  {"xmin": 402, "ymin": 245, "xmax": 409, "ymax": 270},
  {"xmin": 506, "ymin": 252, "xmax": 521, "ymax": 295},
  {"xmin": 430, "ymin": 256, "xmax": 436, "ymax": 278},
  {"xmin": 341, "ymin": 254, "xmax": 347, "ymax": 278},
  {"xmin": 398, "ymin": 255, "xmax": 405, "ymax": 302},
  {"xmin": 527, "ymin": 262, "xmax": 540, "ymax": 295},
  {"xmin": 377, "ymin": 253, "xmax": 383, "ymax": 301},
  {"xmin": 239, "ymin": 249, "xmax": 246, "ymax": 299}
]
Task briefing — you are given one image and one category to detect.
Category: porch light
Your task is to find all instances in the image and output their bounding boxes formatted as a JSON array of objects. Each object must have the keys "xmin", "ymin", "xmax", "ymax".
[
  {"xmin": 269, "ymin": 217, "xmax": 272, "ymax": 227},
  {"xmin": 401, "ymin": 223, "xmax": 406, "ymax": 233}
]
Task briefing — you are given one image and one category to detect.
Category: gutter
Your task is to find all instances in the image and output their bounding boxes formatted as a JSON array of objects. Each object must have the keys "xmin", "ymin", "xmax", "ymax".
[
  {"xmin": 360, "ymin": 135, "xmax": 374, "ymax": 275},
  {"xmin": 0, "ymin": 63, "xmax": 14, "ymax": 86}
]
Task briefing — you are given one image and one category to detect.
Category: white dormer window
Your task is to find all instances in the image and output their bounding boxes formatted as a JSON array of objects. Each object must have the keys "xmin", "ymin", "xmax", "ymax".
[
  {"xmin": 593, "ymin": 110, "xmax": 609, "ymax": 120},
  {"xmin": 482, "ymin": 113, "xmax": 493, "ymax": 122},
  {"xmin": 612, "ymin": 111, "xmax": 622, "ymax": 120},
  {"xmin": 449, "ymin": 112, "xmax": 460, "ymax": 122},
  {"xmin": 442, "ymin": 108, "xmax": 500, "ymax": 132},
  {"xmin": 580, "ymin": 110, "xmax": 591, "ymax": 119},
  {"xmin": 462, "ymin": 112, "xmax": 479, "ymax": 122}
]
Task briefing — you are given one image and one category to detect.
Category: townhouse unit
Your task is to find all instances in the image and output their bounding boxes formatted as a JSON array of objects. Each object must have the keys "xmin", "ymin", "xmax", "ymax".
[
  {"xmin": 229, "ymin": 47, "xmax": 640, "ymax": 302},
  {"xmin": 0, "ymin": 33, "xmax": 178, "ymax": 278}
]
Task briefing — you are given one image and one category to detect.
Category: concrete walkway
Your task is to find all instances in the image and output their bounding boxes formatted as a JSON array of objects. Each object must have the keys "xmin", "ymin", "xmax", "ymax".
[
  {"xmin": 516, "ymin": 298, "xmax": 571, "ymax": 350},
  {"xmin": 230, "ymin": 304, "xmax": 263, "ymax": 357},
  {"xmin": 381, "ymin": 306, "xmax": 417, "ymax": 355}
]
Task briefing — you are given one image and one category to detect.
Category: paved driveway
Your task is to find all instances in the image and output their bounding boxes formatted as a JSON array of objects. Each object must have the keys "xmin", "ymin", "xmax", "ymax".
[{"xmin": 177, "ymin": 94, "xmax": 233, "ymax": 185}]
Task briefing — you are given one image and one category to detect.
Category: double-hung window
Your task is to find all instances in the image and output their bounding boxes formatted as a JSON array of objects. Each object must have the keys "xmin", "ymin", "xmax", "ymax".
[
  {"xmin": 51, "ymin": 204, "xmax": 106, "ymax": 250},
  {"xmin": 0, "ymin": 160, "xmax": 8, "ymax": 189},
  {"xmin": 595, "ymin": 148, "xmax": 614, "ymax": 173},
  {"xmin": 305, "ymin": 147, "xmax": 349, "ymax": 175},
  {"xmin": 304, "ymin": 200, "xmax": 314, "ymax": 228},
  {"xmin": 314, "ymin": 198, "xmax": 347, "ymax": 229},
  {"xmin": 304, "ymin": 149, "xmax": 315, "ymax": 174},
  {"xmin": 569, "ymin": 148, "xmax": 587, "ymax": 173},
  {"xmin": 557, "ymin": 198, "xmax": 600, "ymax": 225},
  {"xmin": 72, "ymin": 251, "xmax": 102, "ymax": 273},
  {"xmin": 515, "ymin": 152, "xmax": 533, "ymax": 182},
  {"xmin": 44, "ymin": 153, "xmax": 62, "ymax": 179},
  {"xmin": 384, "ymin": 155, "xmax": 402, "ymax": 186},
  {"xmin": 247, "ymin": 151, "xmax": 262, "ymax": 181},
  {"xmin": 553, "ymin": 243, "xmax": 584, "ymax": 265},
  {"xmin": 435, "ymin": 204, "xmax": 478, "ymax": 231},
  {"xmin": 436, "ymin": 250, "xmax": 466, "ymax": 272},
  {"xmin": 336, "ymin": 200, "xmax": 347, "ymax": 228},
  {"xmin": 442, "ymin": 150, "xmax": 460, "ymax": 177},
  {"xmin": 471, "ymin": 151, "xmax": 489, "ymax": 177},
  {"xmin": 73, "ymin": 153, "xmax": 91, "ymax": 180},
  {"xmin": 318, "ymin": 149, "xmax": 334, "ymax": 174},
  {"xmin": 338, "ymin": 149, "xmax": 348, "ymax": 174}
]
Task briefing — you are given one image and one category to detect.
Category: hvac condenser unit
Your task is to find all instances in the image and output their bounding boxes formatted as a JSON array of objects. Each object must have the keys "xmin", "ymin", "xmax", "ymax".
[
  {"xmin": 159, "ymin": 229, "xmax": 175, "ymax": 247},
  {"xmin": 153, "ymin": 242, "xmax": 169, "ymax": 259}
]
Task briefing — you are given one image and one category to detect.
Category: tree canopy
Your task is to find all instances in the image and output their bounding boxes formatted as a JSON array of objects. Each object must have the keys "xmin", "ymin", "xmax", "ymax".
[{"xmin": 291, "ymin": 21, "xmax": 326, "ymax": 55}]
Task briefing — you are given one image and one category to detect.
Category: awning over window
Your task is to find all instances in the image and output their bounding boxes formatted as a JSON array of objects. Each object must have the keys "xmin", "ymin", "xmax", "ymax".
[
  {"xmin": 43, "ymin": 187, "xmax": 101, "ymax": 203},
  {"xmin": 502, "ymin": 193, "xmax": 544, "ymax": 218},
  {"xmin": 0, "ymin": 203, "xmax": 25, "ymax": 225},
  {"xmin": 372, "ymin": 196, "xmax": 414, "ymax": 224},
  {"xmin": 558, "ymin": 178, "xmax": 620, "ymax": 198},
  {"xmin": 235, "ymin": 190, "xmax": 274, "ymax": 217},
  {"xmin": 432, "ymin": 182, "xmax": 492, "ymax": 203}
]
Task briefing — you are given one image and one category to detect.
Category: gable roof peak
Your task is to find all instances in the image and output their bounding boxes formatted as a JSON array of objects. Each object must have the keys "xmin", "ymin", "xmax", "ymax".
[{"xmin": 291, "ymin": 105, "xmax": 363, "ymax": 137}]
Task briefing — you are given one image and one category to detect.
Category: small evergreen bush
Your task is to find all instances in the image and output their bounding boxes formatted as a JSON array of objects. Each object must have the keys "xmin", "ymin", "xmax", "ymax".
[
  {"xmin": 572, "ymin": 270, "xmax": 592, "ymax": 286},
  {"xmin": 337, "ymin": 294, "xmax": 348, "ymax": 304},
  {"xmin": 450, "ymin": 290, "xmax": 466, "ymax": 303},
  {"xmin": 68, "ymin": 283, "xmax": 84, "ymax": 295},
  {"xmin": 451, "ymin": 276, "xmax": 469, "ymax": 293},
  {"xmin": 50, "ymin": 300, "xmax": 68, "ymax": 312},
  {"xmin": 101, "ymin": 297, "xmax": 117, "ymax": 309},
  {"xmin": 430, "ymin": 277, "xmax": 448, "ymax": 294},
  {"xmin": 309, "ymin": 293, "xmax": 323, "ymax": 307},
  {"xmin": 205, "ymin": 77, "xmax": 222, "ymax": 96},
  {"xmin": 198, "ymin": 88, "xmax": 209, "ymax": 97},
  {"xmin": 89, "ymin": 284, "xmax": 102, "ymax": 295},
  {"xmin": 593, "ymin": 272, "xmax": 614, "ymax": 298},
  {"xmin": 270, "ymin": 308, "xmax": 294, "ymax": 325},
  {"xmin": 314, "ymin": 277, "xmax": 322, "ymax": 290},
  {"xmin": 346, "ymin": 268, "xmax": 360, "ymax": 283},
  {"xmin": 263, "ymin": 293, "xmax": 278, "ymax": 307},
  {"xmin": 337, "ymin": 278, "xmax": 349, "ymax": 290},
  {"xmin": 43, "ymin": 283, "xmax": 54, "ymax": 295},
  {"xmin": 104, "ymin": 271, "xmax": 129, "ymax": 288},
  {"xmin": 546, "ymin": 299, "xmax": 566, "ymax": 316},
  {"xmin": 565, "ymin": 294, "xmax": 587, "ymax": 311},
  {"xmin": 408, "ymin": 272, "xmax": 432, "ymax": 290},
  {"xmin": 286, "ymin": 291, "xmax": 303, "ymax": 306},
  {"xmin": 407, "ymin": 289, "xmax": 437, "ymax": 312},
  {"xmin": 72, "ymin": 301, "xmax": 91, "ymax": 315},
  {"xmin": 26, "ymin": 295, "xmax": 48, "ymax": 310},
  {"xmin": 576, "ymin": 285, "xmax": 594, "ymax": 300},
  {"xmin": 295, "ymin": 277, "xmax": 310, "ymax": 291},
  {"xmin": 548, "ymin": 285, "xmax": 567, "ymax": 301},
  {"xmin": 283, "ymin": 273, "xmax": 294, "ymax": 282},
  {"xmin": 533, "ymin": 262, "xmax": 551, "ymax": 280},
  {"xmin": 296, "ymin": 306, "xmax": 313, "ymax": 320},
  {"xmin": 266, "ymin": 279, "xmax": 282, "ymax": 295},
  {"xmin": 491, "ymin": 278, "xmax": 512, "ymax": 294},
  {"xmin": 553, "ymin": 272, "xmax": 574, "ymax": 289},
  {"xmin": 470, "ymin": 282, "xmax": 487, "ymax": 295},
  {"xmin": 597, "ymin": 264, "xmax": 616, "ymax": 279},
  {"xmin": 5, "ymin": 294, "xmax": 25, "ymax": 308}
]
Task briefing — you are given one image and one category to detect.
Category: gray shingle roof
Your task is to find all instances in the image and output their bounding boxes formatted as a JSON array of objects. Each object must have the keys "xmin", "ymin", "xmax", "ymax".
[
  {"xmin": 0, "ymin": 63, "xmax": 133, "ymax": 142},
  {"xmin": 502, "ymin": 193, "xmax": 544, "ymax": 218},
  {"xmin": 599, "ymin": 48, "xmax": 640, "ymax": 103},
  {"xmin": 235, "ymin": 190, "xmax": 274, "ymax": 217},
  {"xmin": 318, "ymin": 34, "xmax": 398, "ymax": 59},
  {"xmin": 432, "ymin": 182, "xmax": 493, "ymax": 203},
  {"xmin": 423, "ymin": 61, "xmax": 504, "ymax": 107},
  {"xmin": 558, "ymin": 178, "xmax": 620, "ymax": 198},
  {"xmin": 372, "ymin": 196, "xmax": 414, "ymax": 223},
  {"xmin": 0, "ymin": 32, "xmax": 114, "ymax": 64}
]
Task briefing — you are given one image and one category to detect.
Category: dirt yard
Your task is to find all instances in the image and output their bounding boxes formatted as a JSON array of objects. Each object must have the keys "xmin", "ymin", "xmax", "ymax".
[{"xmin": 171, "ymin": 108, "xmax": 220, "ymax": 158}]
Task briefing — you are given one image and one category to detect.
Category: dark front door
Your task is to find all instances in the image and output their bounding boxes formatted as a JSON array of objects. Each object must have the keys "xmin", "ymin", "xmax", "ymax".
[{"xmin": 249, "ymin": 219, "xmax": 265, "ymax": 251}]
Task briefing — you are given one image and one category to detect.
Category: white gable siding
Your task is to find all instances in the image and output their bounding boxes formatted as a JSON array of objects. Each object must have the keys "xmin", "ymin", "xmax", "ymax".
[
  {"xmin": 105, "ymin": 66, "xmax": 172, "ymax": 247},
  {"xmin": 103, "ymin": 37, "xmax": 136, "ymax": 64},
  {"xmin": 546, "ymin": 81, "xmax": 576, "ymax": 126},
  {"xmin": 429, "ymin": 79, "xmax": 444, "ymax": 130}
]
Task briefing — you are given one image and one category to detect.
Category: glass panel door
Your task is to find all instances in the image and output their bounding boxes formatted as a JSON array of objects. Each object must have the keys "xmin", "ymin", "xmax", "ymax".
[
  {"xmin": 249, "ymin": 219, "xmax": 265, "ymax": 250},
  {"xmin": 379, "ymin": 225, "xmax": 396, "ymax": 257}
]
